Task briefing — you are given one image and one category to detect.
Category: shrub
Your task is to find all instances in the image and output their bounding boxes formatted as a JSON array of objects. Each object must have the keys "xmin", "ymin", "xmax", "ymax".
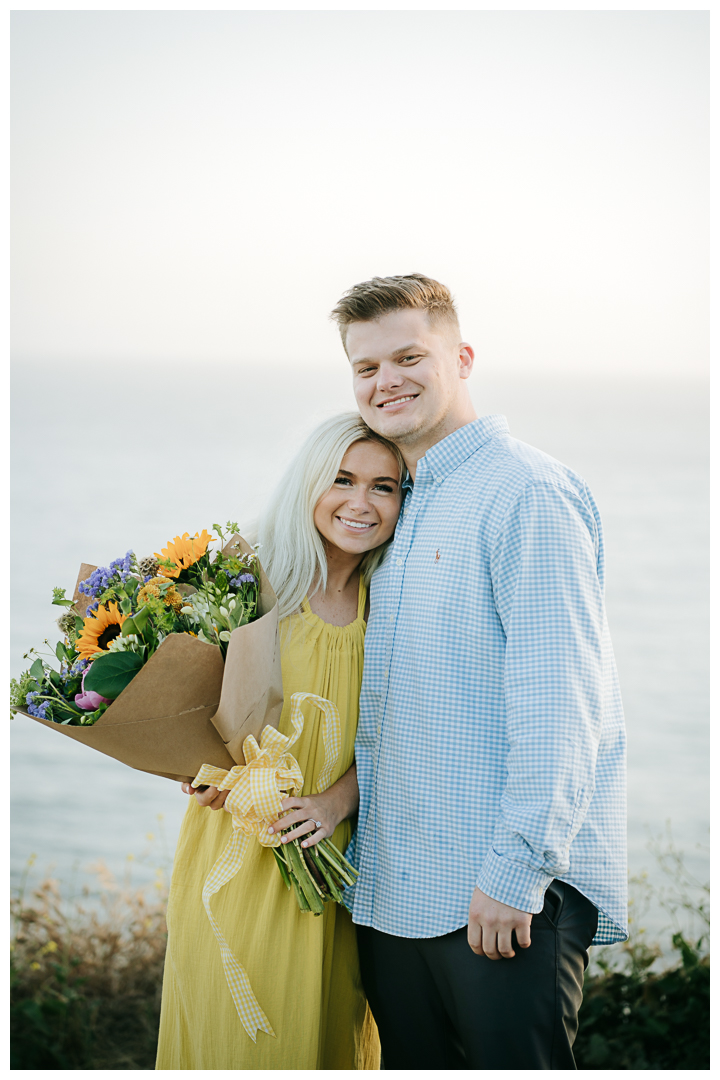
[
  {"xmin": 10, "ymin": 826, "xmax": 709, "ymax": 1070},
  {"xmin": 576, "ymin": 825, "xmax": 709, "ymax": 1070},
  {"xmin": 10, "ymin": 861, "xmax": 168, "ymax": 1070},
  {"xmin": 575, "ymin": 932, "xmax": 710, "ymax": 1069}
]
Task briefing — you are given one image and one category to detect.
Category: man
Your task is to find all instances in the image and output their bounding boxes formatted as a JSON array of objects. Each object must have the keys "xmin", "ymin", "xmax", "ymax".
[{"xmin": 331, "ymin": 274, "xmax": 628, "ymax": 1070}]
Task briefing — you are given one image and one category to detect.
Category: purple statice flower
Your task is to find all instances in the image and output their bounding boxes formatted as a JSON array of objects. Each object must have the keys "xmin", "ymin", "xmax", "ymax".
[
  {"xmin": 78, "ymin": 567, "xmax": 110, "ymax": 598},
  {"xmin": 78, "ymin": 551, "xmax": 135, "ymax": 598},
  {"xmin": 229, "ymin": 573, "xmax": 255, "ymax": 587},
  {"xmin": 85, "ymin": 601, "xmax": 99, "ymax": 617},
  {"xmin": 25, "ymin": 692, "xmax": 50, "ymax": 720},
  {"xmin": 109, "ymin": 550, "xmax": 134, "ymax": 576}
]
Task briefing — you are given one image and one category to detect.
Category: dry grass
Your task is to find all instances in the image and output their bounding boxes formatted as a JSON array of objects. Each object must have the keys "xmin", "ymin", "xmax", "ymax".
[
  {"xmin": 10, "ymin": 825, "xmax": 709, "ymax": 1070},
  {"xmin": 10, "ymin": 860, "xmax": 169, "ymax": 1070}
]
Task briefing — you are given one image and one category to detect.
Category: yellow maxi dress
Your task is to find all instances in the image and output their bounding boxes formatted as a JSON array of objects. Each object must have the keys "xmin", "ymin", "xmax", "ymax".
[{"xmin": 155, "ymin": 578, "xmax": 380, "ymax": 1070}]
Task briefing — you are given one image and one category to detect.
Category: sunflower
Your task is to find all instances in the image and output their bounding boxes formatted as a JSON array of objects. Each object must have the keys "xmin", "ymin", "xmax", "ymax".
[
  {"xmin": 155, "ymin": 530, "xmax": 215, "ymax": 579},
  {"xmin": 75, "ymin": 602, "xmax": 129, "ymax": 659},
  {"xmin": 137, "ymin": 576, "xmax": 184, "ymax": 612}
]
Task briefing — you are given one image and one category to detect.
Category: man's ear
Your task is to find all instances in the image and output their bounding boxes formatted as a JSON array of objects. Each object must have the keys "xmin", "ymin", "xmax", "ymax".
[{"xmin": 459, "ymin": 343, "xmax": 475, "ymax": 380}]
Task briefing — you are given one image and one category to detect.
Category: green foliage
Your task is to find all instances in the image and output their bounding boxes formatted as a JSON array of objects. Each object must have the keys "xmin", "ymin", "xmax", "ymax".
[
  {"xmin": 576, "ymin": 825, "xmax": 709, "ymax": 1070},
  {"xmin": 84, "ymin": 652, "xmax": 144, "ymax": 699},
  {"xmin": 51, "ymin": 587, "xmax": 75, "ymax": 608},
  {"xmin": 575, "ymin": 933, "xmax": 709, "ymax": 1069},
  {"xmin": 10, "ymin": 669, "xmax": 36, "ymax": 715},
  {"xmin": 212, "ymin": 520, "xmax": 241, "ymax": 545},
  {"xmin": 134, "ymin": 593, "xmax": 178, "ymax": 647},
  {"xmin": 29, "ymin": 658, "xmax": 45, "ymax": 683},
  {"xmin": 121, "ymin": 604, "xmax": 150, "ymax": 638},
  {"xmin": 11, "ymin": 651, "xmax": 87, "ymax": 723}
]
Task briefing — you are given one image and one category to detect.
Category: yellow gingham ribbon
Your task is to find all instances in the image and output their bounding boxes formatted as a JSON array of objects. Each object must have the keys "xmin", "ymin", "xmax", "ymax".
[{"xmin": 192, "ymin": 691, "xmax": 342, "ymax": 1041}]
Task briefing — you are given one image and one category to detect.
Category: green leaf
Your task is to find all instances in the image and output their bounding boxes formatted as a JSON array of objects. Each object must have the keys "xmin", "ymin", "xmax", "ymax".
[
  {"xmin": 83, "ymin": 652, "xmax": 143, "ymax": 700},
  {"xmin": 74, "ymin": 617, "xmax": 84, "ymax": 634},
  {"xmin": 132, "ymin": 605, "xmax": 151, "ymax": 635},
  {"xmin": 29, "ymin": 659, "xmax": 45, "ymax": 683},
  {"xmin": 54, "ymin": 708, "xmax": 77, "ymax": 724},
  {"xmin": 55, "ymin": 641, "xmax": 67, "ymax": 664},
  {"xmin": 51, "ymin": 587, "xmax": 74, "ymax": 608}
]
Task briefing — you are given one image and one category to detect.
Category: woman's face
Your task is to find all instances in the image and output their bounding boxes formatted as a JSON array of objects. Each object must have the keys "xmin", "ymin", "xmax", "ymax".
[{"xmin": 313, "ymin": 440, "xmax": 403, "ymax": 558}]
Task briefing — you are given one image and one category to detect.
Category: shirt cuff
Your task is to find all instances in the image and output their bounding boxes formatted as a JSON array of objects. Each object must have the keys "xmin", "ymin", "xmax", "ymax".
[{"xmin": 476, "ymin": 848, "xmax": 553, "ymax": 914}]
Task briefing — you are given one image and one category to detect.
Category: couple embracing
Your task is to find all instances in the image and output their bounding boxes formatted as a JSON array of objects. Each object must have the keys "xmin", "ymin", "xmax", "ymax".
[{"xmin": 156, "ymin": 274, "xmax": 628, "ymax": 1071}]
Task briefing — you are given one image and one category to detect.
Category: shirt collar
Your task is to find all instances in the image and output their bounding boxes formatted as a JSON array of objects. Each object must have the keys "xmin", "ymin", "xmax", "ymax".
[{"xmin": 404, "ymin": 415, "xmax": 509, "ymax": 487}]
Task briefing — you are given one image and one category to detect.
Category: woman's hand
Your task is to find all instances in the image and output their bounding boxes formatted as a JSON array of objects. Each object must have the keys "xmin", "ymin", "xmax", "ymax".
[
  {"xmin": 180, "ymin": 782, "xmax": 229, "ymax": 810},
  {"xmin": 268, "ymin": 764, "xmax": 359, "ymax": 849},
  {"xmin": 269, "ymin": 792, "xmax": 341, "ymax": 849}
]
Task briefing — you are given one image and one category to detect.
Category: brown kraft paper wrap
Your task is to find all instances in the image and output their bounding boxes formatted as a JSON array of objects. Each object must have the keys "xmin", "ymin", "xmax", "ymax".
[{"xmin": 17, "ymin": 535, "xmax": 283, "ymax": 784}]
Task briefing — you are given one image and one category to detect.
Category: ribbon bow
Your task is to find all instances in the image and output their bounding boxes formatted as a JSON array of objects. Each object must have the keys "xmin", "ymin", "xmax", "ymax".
[{"xmin": 192, "ymin": 691, "xmax": 342, "ymax": 1041}]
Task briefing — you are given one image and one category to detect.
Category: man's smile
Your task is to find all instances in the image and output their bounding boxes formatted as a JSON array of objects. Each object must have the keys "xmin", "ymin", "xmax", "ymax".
[{"xmin": 376, "ymin": 394, "xmax": 419, "ymax": 411}]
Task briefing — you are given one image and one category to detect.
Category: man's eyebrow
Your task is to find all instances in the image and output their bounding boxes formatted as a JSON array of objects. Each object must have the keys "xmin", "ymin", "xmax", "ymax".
[{"xmin": 350, "ymin": 343, "xmax": 424, "ymax": 367}]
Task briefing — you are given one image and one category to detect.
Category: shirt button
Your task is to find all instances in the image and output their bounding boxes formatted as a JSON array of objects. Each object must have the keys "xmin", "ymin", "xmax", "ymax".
[
  {"xmin": 395, "ymin": 557, "xmax": 403, "ymax": 565},
  {"xmin": 376, "ymin": 724, "xmax": 381, "ymax": 735}
]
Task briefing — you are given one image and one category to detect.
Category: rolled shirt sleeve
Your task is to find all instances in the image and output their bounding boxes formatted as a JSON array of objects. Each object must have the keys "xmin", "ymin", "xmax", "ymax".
[{"xmin": 476, "ymin": 481, "xmax": 604, "ymax": 913}]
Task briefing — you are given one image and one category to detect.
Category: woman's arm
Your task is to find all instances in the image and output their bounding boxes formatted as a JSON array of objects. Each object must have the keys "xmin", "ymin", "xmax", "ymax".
[
  {"xmin": 268, "ymin": 763, "xmax": 359, "ymax": 849},
  {"xmin": 180, "ymin": 763, "xmax": 359, "ymax": 849}
]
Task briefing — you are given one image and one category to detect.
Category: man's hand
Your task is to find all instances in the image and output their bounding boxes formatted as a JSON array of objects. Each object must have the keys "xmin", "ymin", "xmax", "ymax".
[{"xmin": 468, "ymin": 887, "xmax": 533, "ymax": 959}]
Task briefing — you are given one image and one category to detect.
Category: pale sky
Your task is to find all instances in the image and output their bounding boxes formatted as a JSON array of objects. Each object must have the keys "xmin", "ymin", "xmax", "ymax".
[{"xmin": 11, "ymin": 9, "xmax": 708, "ymax": 376}]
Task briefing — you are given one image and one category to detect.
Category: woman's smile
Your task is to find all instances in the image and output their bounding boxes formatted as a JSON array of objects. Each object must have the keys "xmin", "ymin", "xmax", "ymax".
[
  {"xmin": 336, "ymin": 516, "xmax": 377, "ymax": 532},
  {"xmin": 313, "ymin": 440, "xmax": 402, "ymax": 557}
]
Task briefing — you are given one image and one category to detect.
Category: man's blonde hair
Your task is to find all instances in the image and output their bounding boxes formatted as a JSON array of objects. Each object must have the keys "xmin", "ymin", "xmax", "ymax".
[{"xmin": 330, "ymin": 273, "xmax": 460, "ymax": 349}]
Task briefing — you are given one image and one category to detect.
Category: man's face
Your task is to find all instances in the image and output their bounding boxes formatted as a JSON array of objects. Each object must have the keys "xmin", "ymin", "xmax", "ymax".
[{"xmin": 346, "ymin": 309, "xmax": 474, "ymax": 450}]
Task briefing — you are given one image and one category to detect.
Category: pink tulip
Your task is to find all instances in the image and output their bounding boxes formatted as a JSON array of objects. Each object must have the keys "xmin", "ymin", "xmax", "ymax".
[{"xmin": 75, "ymin": 666, "xmax": 112, "ymax": 710}]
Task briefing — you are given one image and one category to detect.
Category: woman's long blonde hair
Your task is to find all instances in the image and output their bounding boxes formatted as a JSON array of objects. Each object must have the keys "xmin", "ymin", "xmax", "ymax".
[{"xmin": 257, "ymin": 413, "xmax": 406, "ymax": 619}]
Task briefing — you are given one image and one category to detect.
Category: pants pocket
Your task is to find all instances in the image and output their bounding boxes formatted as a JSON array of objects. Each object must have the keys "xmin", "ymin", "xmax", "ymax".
[{"xmin": 535, "ymin": 878, "xmax": 564, "ymax": 929}]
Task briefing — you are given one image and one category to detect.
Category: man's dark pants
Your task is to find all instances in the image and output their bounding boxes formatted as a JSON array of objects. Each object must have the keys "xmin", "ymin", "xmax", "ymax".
[{"xmin": 356, "ymin": 880, "xmax": 598, "ymax": 1070}]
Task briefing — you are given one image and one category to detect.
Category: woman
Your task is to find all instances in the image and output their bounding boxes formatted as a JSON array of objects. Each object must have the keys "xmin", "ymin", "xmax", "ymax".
[{"xmin": 155, "ymin": 413, "xmax": 404, "ymax": 1070}]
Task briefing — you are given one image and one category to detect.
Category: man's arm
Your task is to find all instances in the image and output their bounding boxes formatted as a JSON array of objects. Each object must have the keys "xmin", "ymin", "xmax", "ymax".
[{"xmin": 472, "ymin": 480, "xmax": 605, "ymax": 940}]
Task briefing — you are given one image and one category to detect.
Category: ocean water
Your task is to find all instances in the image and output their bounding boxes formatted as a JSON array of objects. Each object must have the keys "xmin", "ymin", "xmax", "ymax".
[{"xmin": 10, "ymin": 361, "xmax": 708, "ymax": 945}]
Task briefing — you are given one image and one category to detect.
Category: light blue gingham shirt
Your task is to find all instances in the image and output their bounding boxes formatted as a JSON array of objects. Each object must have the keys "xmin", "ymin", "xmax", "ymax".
[{"xmin": 345, "ymin": 415, "xmax": 628, "ymax": 945}]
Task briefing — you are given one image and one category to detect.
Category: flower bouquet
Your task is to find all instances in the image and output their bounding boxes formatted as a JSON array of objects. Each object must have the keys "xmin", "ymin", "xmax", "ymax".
[{"xmin": 10, "ymin": 524, "xmax": 283, "ymax": 781}]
